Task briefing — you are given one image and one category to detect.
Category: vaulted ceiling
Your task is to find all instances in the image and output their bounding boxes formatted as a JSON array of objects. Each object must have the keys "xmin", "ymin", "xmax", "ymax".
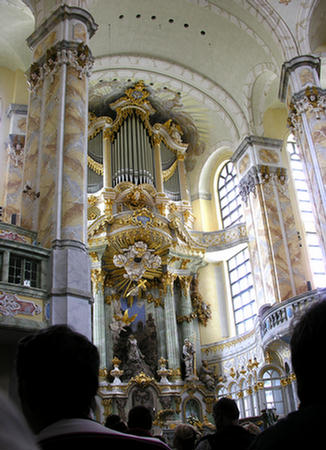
[{"xmin": 1, "ymin": 0, "xmax": 326, "ymax": 195}]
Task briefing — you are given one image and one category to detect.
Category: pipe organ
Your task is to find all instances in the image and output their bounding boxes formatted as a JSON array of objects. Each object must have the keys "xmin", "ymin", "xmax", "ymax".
[{"xmin": 87, "ymin": 81, "xmax": 188, "ymax": 199}]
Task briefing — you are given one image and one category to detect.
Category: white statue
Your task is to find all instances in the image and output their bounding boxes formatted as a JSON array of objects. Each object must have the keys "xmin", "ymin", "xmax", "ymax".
[{"xmin": 183, "ymin": 338, "xmax": 196, "ymax": 379}]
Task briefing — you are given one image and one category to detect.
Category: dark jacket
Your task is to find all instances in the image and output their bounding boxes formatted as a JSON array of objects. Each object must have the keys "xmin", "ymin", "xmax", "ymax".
[
  {"xmin": 249, "ymin": 404, "xmax": 325, "ymax": 450},
  {"xmin": 197, "ymin": 424, "xmax": 255, "ymax": 450}
]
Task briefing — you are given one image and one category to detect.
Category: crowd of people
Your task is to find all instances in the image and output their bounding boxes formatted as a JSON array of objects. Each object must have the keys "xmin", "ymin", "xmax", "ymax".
[{"xmin": 1, "ymin": 298, "xmax": 325, "ymax": 449}]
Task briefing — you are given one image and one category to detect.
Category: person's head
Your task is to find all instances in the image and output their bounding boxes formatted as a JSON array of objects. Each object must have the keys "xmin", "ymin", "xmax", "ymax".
[
  {"xmin": 213, "ymin": 397, "xmax": 239, "ymax": 431},
  {"xmin": 290, "ymin": 299, "xmax": 326, "ymax": 406},
  {"xmin": 127, "ymin": 405, "xmax": 152, "ymax": 431},
  {"xmin": 16, "ymin": 324, "xmax": 100, "ymax": 433},
  {"xmin": 173, "ymin": 424, "xmax": 199, "ymax": 450},
  {"xmin": 105, "ymin": 414, "xmax": 127, "ymax": 433}
]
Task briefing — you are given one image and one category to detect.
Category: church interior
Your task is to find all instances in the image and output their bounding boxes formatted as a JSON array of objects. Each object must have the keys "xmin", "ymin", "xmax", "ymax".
[{"xmin": 1, "ymin": 0, "xmax": 326, "ymax": 439}]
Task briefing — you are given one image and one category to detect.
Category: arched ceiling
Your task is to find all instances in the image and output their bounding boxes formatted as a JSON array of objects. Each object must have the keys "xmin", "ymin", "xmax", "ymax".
[{"xmin": 0, "ymin": 0, "xmax": 322, "ymax": 195}]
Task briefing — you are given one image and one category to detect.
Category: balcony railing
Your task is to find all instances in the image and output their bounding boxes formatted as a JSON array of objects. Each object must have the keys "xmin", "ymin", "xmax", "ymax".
[{"xmin": 260, "ymin": 288, "xmax": 326, "ymax": 341}]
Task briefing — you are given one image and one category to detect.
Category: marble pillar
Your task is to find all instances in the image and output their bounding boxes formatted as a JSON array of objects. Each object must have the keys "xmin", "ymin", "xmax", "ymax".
[
  {"xmin": 280, "ymin": 55, "xmax": 326, "ymax": 271},
  {"xmin": 91, "ymin": 263, "xmax": 106, "ymax": 369},
  {"xmin": 232, "ymin": 136, "xmax": 307, "ymax": 305},
  {"xmin": 163, "ymin": 273, "xmax": 180, "ymax": 371},
  {"xmin": 22, "ymin": 4, "xmax": 98, "ymax": 338}
]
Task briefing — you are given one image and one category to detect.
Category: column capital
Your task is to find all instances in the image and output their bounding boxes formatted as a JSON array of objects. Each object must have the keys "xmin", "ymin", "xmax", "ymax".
[
  {"xmin": 279, "ymin": 55, "xmax": 321, "ymax": 102},
  {"xmin": 27, "ymin": 4, "xmax": 98, "ymax": 50}
]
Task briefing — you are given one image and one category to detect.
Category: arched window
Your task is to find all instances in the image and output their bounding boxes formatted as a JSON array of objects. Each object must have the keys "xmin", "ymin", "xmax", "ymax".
[
  {"xmin": 262, "ymin": 369, "xmax": 284, "ymax": 416},
  {"xmin": 287, "ymin": 134, "xmax": 326, "ymax": 287},
  {"xmin": 217, "ymin": 385, "xmax": 228, "ymax": 398},
  {"xmin": 218, "ymin": 161, "xmax": 243, "ymax": 228},
  {"xmin": 218, "ymin": 161, "xmax": 256, "ymax": 335},
  {"xmin": 242, "ymin": 380, "xmax": 252, "ymax": 417}
]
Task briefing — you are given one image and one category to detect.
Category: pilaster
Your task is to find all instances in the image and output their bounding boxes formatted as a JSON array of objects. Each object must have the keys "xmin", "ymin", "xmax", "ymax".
[
  {"xmin": 279, "ymin": 55, "xmax": 326, "ymax": 271},
  {"xmin": 162, "ymin": 272, "xmax": 180, "ymax": 371},
  {"xmin": 22, "ymin": 4, "xmax": 98, "ymax": 338},
  {"xmin": 232, "ymin": 136, "xmax": 307, "ymax": 305}
]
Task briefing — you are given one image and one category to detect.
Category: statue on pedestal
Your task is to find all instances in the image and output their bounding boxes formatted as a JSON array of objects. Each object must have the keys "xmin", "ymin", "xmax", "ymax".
[{"xmin": 183, "ymin": 338, "xmax": 196, "ymax": 380}]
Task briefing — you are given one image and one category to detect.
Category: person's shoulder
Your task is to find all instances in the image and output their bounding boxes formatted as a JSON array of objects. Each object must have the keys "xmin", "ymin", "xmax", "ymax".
[
  {"xmin": 39, "ymin": 430, "xmax": 171, "ymax": 450},
  {"xmin": 195, "ymin": 433, "xmax": 215, "ymax": 450}
]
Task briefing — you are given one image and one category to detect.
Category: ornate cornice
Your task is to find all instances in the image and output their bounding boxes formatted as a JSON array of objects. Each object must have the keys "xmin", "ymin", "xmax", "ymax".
[
  {"xmin": 279, "ymin": 55, "xmax": 320, "ymax": 102},
  {"xmin": 287, "ymin": 86, "xmax": 326, "ymax": 132},
  {"xmin": 27, "ymin": 41, "xmax": 94, "ymax": 92},
  {"xmin": 27, "ymin": 5, "xmax": 98, "ymax": 49},
  {"xmin": 238, "ymin": 165, "xmax": 287, "ymax": 204}
]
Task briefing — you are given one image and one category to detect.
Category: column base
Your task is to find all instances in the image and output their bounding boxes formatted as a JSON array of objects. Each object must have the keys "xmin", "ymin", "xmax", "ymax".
[{"xmin": 49, "ymin": 239, "xmax": 92, "ymax": 339}]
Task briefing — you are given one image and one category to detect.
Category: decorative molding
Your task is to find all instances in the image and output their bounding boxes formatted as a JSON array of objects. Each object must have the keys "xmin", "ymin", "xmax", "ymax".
[
  {"xmin": 0, "ymin": 291, "xmax": 41, "ymax": 317},
  {"xmin": 288, "ymin": 86, "xmax": 326, "ymax": 132},
  {"xmin": 28, "ymin": 42, "xmax": 94, "ymax": 92},
  {"xmin": 279, "ymin": 55, "xmax": 321, "ymax": 102},
  {"xmin": 27, "ymin": 4, "xmax": 98, "ymax": 49}
]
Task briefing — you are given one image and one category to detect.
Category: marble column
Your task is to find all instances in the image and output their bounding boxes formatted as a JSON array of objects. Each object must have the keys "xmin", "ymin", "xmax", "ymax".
[
  {"xmin": 162, "ymin": 272, "xmax": 180, "ymax": 371},
  {"xmin": 22, "ymin": 3, "xmax": 98, "ymax": 338},
  {"xmin": 279, "ymin": 55, "xmax": 326, "ymax": 270},
  {"xmin": 232, "ymin": 136, "xmax": 307, "ymax": 305},
  {"xmin": 178, "ymin": 276, "xmax": 194, "ymax": 342},
  {"xmin": 90, "ymin": 261, "xmax": 106, "ymax": 369}
]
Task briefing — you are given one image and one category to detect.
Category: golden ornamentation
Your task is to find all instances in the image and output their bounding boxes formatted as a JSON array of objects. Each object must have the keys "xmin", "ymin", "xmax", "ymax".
[
  {"xmin": 175, "ymin": 396, "xmax": 182, "ymax": 414},
  {"xmin": 104, "ymin": 294, "xmax": 120, "ymax": 304},
  {"xmin": 87, "ymin": 205, "xmax": 101, "ymax": 221},
  {"xmin": 112, "ymin": 356, "xmax": 122, "ymax": 366},
  {"xmin": 114, "ymin": 308, "xmax": 138, "ymax": 326},
  {"xmin": 145, "ymin": 293, "xmax": 164, "ymax": 308},
  {"xmin": 153, "ymin": 409, "xmax": 174, "ymax": 427},
  {"xmin": 191, "ymin": 278, "xmax": 211, "ymax": 326},
  {"xmin": 162, "ymin": 159, "xmax": 178, "ymax": 182},
  {"xmin": 230, "ymin": 367, "xmax": 236, "ymax": 378},
  {"xmin": 161, "ymin": 272, "xmax": 177, "ymax": 294},
  {"xmin": 91, "ymin": 268, "xmax": 105, "ymax": 293},
  {"xmin": 179, "ymin": 275, "xmax": 192, "ymax": 297},
  {"xmin": 129, "ymin": 371, "xmax": 156, "ymax": 387},
  {"xmin": 102, "ymin": 398, "xmax": 112, "ymax": 417},
  {"xmin": 116, "ymin": 183, "xmax": 155, "ymax": 210},
  {"xmin": 99, "ymin": 368, "xmax": 108, "ymax": 377},
  {"xmin": 87, "ymin": 155, "xmax": 104, "ymax": 175},
  {"xmin": 89, "ymin": 251, "xmax": 99, "ymax": 263},
  {"xmin": 177, "ymin": 313, "xmax": 197, "ymax": 324},
  {"xmin": 88, "ymin": 195, "xmax": 99, "ymax": 206}
]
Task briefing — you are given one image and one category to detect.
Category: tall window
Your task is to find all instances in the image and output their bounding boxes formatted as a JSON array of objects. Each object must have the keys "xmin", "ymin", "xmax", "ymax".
[
  {"xmin": 228, "ymin": 247, "xmax": 256, "ymax": 334},
  {"xmin": 218, "ymin": 161, "xmax": 243, "ymax": 228},
  {"xmin": 8, "ymin": 254, "xmax": 40, "ymax": 288},
  {"xmin": 218, "ymin": 161, "xmax": 256, "ymax": 335},
  {"xmin": 262, "ymin": 369, "xmax": 284, "ymax": 416},
  {"xmin": 287, "ymin": 135, "xmax": 326, "ymax": 287}
]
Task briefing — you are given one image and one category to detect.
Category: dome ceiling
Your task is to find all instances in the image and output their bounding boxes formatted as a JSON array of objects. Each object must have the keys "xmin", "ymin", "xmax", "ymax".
[{"xmin": 1, "ymin": 0, "xmax": 321, "ymax": 181}]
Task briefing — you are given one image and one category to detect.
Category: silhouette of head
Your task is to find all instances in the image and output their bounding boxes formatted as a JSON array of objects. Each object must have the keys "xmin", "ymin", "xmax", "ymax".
[
  {"xmin": 290, "ymin": 299, "xmax": 326, "ymax": 406},
  {"xmin": 213, "ymin": 397, "xmax": 239, "ymax": 431},
  {"xmin": 127, "ymin": 405, "xmax": 152, "ymax": 431},
  {"xmin": 105, "ymin": 414, "xmax": 127, "ymax": 433},
  {"xmin": 16, "ymin": 325, "xmax": 99, "ymax": 432},
  {"xmin": 173, "ymin": 424, "xmax": 199, "ymax": 450}
]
